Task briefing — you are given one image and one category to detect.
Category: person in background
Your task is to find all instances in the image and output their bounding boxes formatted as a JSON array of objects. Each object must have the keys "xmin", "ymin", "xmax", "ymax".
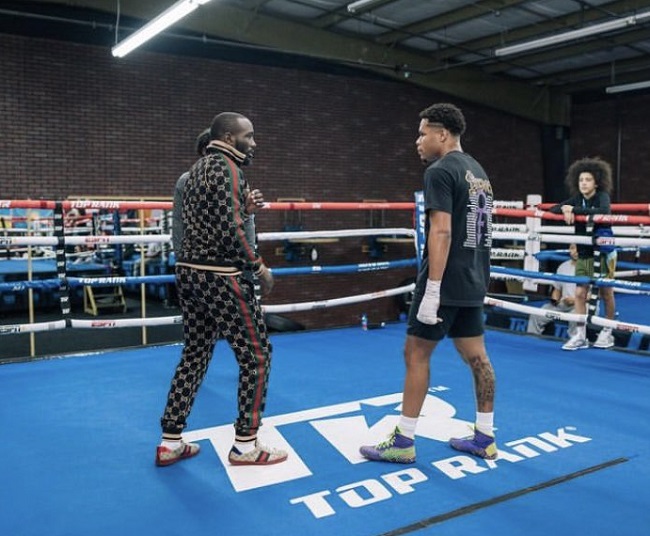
[
  {"xmin": 64, "ymin": 208, "xmax": 92, "ymax": 261},
  {"xmin": 360, "ymin": 103, "xmax": 498, "ymax": 463},
  {"xmin": 549, "ymin": 157, "xmax": 616, "ymax": 351},
  {"xmin": 172, "ymin": 128, "xmax": 212, "ymax": 257},
  {"xmin": 156, "ymin": 112, "xmax": 286, "ymax": 467},
  {"xmin": 527, "ymin": 244, "xmax": 578, "ymax": 338}
]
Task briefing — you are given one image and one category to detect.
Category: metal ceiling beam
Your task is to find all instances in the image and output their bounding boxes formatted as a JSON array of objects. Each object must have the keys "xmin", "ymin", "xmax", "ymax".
[
  {"xmin": 483, "ymin": 27, "xmax": 650, "ymax": 75},
  {"xmin": 432, "ymin": 0, "xmax": 650, "ymax": 62},
  {"xmin": 532, "ymin": 56, "xmax": 650, "ymax": 88},
  {"xmin": 313, "ymin": 0, "xmax": 397, "ymax": 29},
  {"xmin": 561, "ymin": 64, "xmax": 650, "ymax": 93},
  {"xmin": 15, "ymin": 0, "xmax": 571, "ymax": 125},
  {"xmin": 375, "ymin": 0, "xmax": 527, "ymax": 45}
]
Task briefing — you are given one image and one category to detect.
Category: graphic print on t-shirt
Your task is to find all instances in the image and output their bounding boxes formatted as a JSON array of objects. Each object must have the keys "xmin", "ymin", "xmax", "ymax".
[{"xmin": 463, "ymin": 169, "xmax": 493, "ymax": 250}]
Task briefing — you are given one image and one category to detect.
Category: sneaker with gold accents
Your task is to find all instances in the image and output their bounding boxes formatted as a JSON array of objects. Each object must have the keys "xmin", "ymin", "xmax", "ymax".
[
  {"xmin": 155, "ymin": 441, "xmax": 200, "ymax": 467},
  {"xmin": 228, "ymin": 441, "xmax": 289, "ymax": 466}
]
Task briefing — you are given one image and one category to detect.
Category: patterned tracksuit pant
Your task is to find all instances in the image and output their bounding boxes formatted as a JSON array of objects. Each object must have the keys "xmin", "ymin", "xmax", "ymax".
[{"xmin": 160, "ymin": 265, "xmax": 271, "ymax": 437}]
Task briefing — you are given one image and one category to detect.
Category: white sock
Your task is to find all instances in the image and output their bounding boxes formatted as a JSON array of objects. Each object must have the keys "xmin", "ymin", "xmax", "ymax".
[
  {"xmin": 398, "ymin": 415, "xmax": 418, "ymax": 439},
  {"xmin": 160, "ymin": 433, "xmax": 182, "ymax": 449},
  {"xmin": 476, "ymin": 412, "xmax": 494, "ymax": 436},
  {"xmin": 234, "ymin": 436, "xmax": 257, "ymax": 453}
]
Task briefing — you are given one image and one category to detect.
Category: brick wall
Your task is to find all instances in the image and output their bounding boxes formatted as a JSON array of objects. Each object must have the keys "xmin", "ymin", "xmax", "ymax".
[
  {"xmin": 0, "ymin": 33, "xmax": 553, "ymax": 329},
  {"xmin": 571, "ymin": 94, "xmax": 650, "ymax": 202}
]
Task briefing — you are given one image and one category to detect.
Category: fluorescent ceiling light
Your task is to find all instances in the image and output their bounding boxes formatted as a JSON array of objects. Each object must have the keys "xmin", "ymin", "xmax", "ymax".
[
  {"xmin": 112, "ymin": 0, "xmax": 213, "ymax": 58},
  {"xmin": 347, "ymin": 0, "xmax": 384, "ymax": 13},
  {"xmin": 606, "ymin": 80, "xmax": 650, "ymax": 94},
  {"xmin": 495, "ymin": 10, "xmax": 650, "ymax": 57}
]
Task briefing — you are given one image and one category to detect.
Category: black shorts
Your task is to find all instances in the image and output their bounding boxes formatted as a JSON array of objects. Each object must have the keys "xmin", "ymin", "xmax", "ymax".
[{"xmin": 407, "ymin": 303, "xmax": 485, "ymax": 341}]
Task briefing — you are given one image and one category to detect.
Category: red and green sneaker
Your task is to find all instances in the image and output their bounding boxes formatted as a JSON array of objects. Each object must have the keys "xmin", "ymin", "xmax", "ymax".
[
  {"xmin": 155, "ymin": 441, "xmax": 200, "ymax": 467},
  {"xmin": 228, "ymin": 442, "xmax": 289, "ymax": 466}
]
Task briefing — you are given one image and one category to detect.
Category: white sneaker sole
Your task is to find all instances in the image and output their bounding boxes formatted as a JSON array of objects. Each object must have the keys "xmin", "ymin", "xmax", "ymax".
[{"xmin": 562, "ymin": 343, "xmax": 589, "ymax": 351}]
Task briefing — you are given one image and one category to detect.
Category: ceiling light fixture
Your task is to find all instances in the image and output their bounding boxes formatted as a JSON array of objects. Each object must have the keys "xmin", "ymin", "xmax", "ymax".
[
  {"xmin": 112, "ymin": 0, "xmax": 213, "ymax": 58},
  {"xmin": 347, "ymin": 0, "xmax": 384, "ymax": 14},
  {"xmin": 605, "ymin": 79, "xmax": 650, "ymax": 94},
  {"xmin": 494, "ymin": 10, "xmax": 650, "ymax": 57}
]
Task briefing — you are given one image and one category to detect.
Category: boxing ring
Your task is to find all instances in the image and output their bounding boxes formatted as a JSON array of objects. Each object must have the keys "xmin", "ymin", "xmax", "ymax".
[
  {"xmin": 1, "ymin": 197, "xmax": 649, "ymax": 357},
  {"xmin": 1, "ymin": 196, "xmax": 650, "ymax": 536}
]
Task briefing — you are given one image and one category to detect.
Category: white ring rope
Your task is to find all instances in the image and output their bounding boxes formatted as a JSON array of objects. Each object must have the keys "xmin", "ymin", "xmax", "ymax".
[
  {"xmin": 539, "ymin": 225, "xmax": 650, "ymax": 237},
  {"xmin": 257, "ymin": 228, "xmax": 416, "ymax": 241},
  {"xmin": 0, "ymin": 235, "xmax": 172, "ymax": 246},
  {"xmin": 262, "ymin": 283, "xmax": 416, "ymax": 314},
  {"xmin": 486, "ymin": 297, "xmax": 650, "ymax": 336},
  {"xmin": 0, "ymin": 320, "xmax": 67, "ymax": 335},
  {"xmin": 493, "ymin": 201, "xmax": 524, "ymax": 209},
  {"xmin": 15, "ymin": 283, "xmax": 417, "ymax": 331},
  {"xmin": 71, "ymin": 317, "xmax": 182, "ymax": 329},
  {"xmin": 489, "ymin": 271, "xmax": 650, "ymax": 295},
  {"xmin": 491, "ymin": 249, "xmax": 526, "ymax": 260},
  {"xmin": 493, "ymin": 232, "xmax": 650, "ymax": 248},
  {"xmin": 493, "ymin": 224, "xmax": 527, "ymax": 233},
  {"xmin": 1, "ymin": 198, "xmax": 648, "ymax": 354}
]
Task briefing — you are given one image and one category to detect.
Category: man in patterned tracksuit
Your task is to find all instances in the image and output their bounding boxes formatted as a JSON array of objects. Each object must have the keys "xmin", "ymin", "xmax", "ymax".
[{"xmin": 156, "ymin": 112, "xmax": 288, "ymax": 467}]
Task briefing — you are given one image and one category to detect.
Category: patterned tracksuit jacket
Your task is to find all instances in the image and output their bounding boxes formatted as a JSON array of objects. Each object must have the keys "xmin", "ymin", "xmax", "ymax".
[{"xmin": 161, "ymin": 141, "xmax": 271, "ymax": 438}]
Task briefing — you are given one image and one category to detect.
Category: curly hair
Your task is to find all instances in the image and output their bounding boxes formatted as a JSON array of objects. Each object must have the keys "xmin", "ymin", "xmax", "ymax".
[
  {"xmin": 564, "ymin": 157, "xmax": 613, "ymax": 196},
  {"xmin": 419, "ymin": 103, "xmax": 466, "ymax": 136}
]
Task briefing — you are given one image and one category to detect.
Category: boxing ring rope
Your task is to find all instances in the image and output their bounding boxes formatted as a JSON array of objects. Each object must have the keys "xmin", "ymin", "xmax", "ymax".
[
  {"xmin": 537, "ymin": 202, "xmax": 650, "ymax": 214},
  {"xmin": 1, "ymin": 198, "xmax": 649, "ymax": 355},
  {"xmin": 0, "ymin": 200, "xmax": 425, "ymax": 344}
]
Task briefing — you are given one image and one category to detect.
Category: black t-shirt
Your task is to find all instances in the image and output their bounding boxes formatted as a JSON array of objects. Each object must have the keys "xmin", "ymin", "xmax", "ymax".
[
  {"xmin": 419, "ymin": 151, "xmax": 493, "ymax": 306},
  {"xmin": 548, "ymin": 191, "xmax": 612, "ymax": 258}
]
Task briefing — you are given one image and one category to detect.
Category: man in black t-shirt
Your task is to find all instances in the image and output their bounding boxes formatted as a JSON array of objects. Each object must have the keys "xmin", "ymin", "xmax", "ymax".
[{"xmin": 360, "ymin": 103, "xmax": 498, "ymax": 463}]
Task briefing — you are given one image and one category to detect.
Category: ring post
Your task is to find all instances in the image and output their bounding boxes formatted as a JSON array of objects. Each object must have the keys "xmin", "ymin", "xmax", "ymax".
[{"xmin": 523, "ymin": 194, "xmax": 542, "ymax": 291}]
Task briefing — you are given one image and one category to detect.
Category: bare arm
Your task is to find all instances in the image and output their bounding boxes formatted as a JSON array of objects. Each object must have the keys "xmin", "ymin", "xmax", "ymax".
[{"xmin": 427, "ymin": 210, "xmax": 452, "ymax": 281}]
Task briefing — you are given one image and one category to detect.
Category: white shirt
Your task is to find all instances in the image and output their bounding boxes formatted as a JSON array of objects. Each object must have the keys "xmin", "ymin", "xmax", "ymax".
[{"xmin": 554, "ymin": 260, "xmax": 576, "ymax": 299}]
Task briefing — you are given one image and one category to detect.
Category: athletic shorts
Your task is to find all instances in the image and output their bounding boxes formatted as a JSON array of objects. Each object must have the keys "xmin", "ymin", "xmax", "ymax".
[
  {"xmin": 407, "ymin": 303, "xmax": 485, "ymax": 341},
  {"xmin": 575, "ymin": 251, "xmax": 617, "ymax": 279}
]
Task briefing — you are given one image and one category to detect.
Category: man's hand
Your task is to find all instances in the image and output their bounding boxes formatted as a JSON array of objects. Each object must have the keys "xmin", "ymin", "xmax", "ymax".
[
  {"xmin": 245, "ymin": 189, "xmax": 265, "ymax": 215},
  {"xmin": 416, "ymin": 279, "xmax": 443, "ymax": 325},
  {"xmin": 257, "ymin": 264, "xmax": 274, "ymax": 297},
  {"xmin": 561, "ymin": 205, "xmax": 575, "ymax": 225}
]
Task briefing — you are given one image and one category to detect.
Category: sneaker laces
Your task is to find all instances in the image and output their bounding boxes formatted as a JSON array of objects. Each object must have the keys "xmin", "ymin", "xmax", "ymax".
[
  {"xmin": 458, "ymin": 425, "xmax": 476, "ymax": 440},
  {"xmin": 376, "ymin": 429, "xmax": 399, "ymax": 449}
]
